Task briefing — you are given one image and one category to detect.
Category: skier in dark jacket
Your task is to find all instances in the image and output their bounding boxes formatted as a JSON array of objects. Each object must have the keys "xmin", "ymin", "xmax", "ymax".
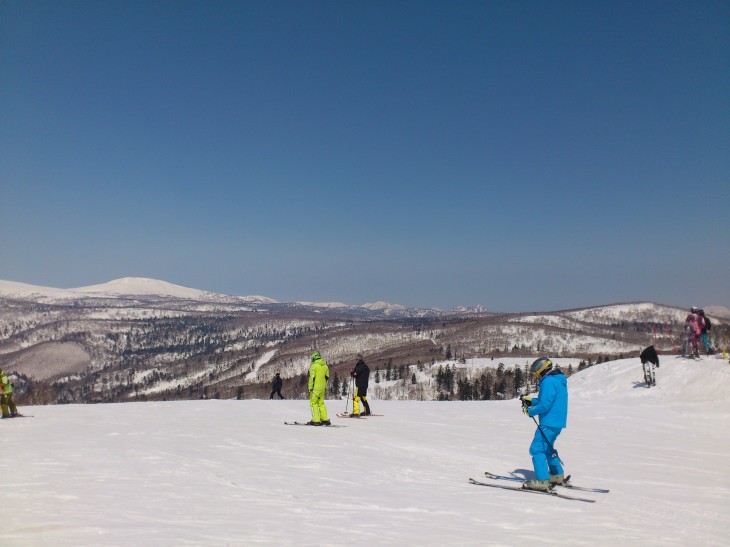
[
  {"xmin": 640, "ymin": 345, "xmax": 659, "ymax": 387},
  {"xmin": 698, "ymin": 309, "xmax": 715, "ymax": 355},
  {"xmin": 349, "ymin": 354, "xmax": 371, "ymax": 417},
  {"xmin": 520, "ymin": 357, "xmax": 567, "ymax": 492},
  {"xmin": 270, "ymin": 372, "xmax": 285, "ymax": 399}
]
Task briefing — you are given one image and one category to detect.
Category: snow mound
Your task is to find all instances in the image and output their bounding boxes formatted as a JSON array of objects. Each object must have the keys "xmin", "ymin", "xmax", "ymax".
[{"xmin": 569, "ymin": 354, "xmax": 730, "ymax": 404}]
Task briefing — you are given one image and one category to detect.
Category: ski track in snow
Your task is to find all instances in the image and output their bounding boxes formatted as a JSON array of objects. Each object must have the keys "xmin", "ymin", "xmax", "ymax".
[{"xmin": 2, "ymin": 356, "xmax": 730, "ymax": 546}]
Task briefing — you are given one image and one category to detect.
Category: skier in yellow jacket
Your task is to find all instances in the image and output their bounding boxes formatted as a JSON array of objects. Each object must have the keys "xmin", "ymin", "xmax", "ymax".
[
  {"xmin": 307, "ymin": 352, "xmax": 331, "ymax": 426},
  {"xmin": 0, "ymin": 369, "xmax": 19, "ymax": 418}
]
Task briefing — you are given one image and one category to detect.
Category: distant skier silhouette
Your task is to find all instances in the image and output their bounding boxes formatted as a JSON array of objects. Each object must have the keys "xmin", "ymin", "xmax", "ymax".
[
  {"xmin": 640, "ymin": 345, "xmax": 659, "ymax": 387},
  {"xmin": 270, "ymin": 372, "xmax": 285, "ymax": 399}
]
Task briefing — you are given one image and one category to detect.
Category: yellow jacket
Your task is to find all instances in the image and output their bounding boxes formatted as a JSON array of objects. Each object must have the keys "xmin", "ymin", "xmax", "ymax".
[
  {"xmin": 308, "ymin": 352, "xmax": 329, "ymax": 392},
  {"xmin": 0, "ymin": 372, "xmax": 12, "ymax": 395}
]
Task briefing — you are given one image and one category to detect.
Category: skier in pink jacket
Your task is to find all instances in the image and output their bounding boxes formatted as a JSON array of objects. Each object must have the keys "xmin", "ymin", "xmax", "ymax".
[{"xmin": 684, "ymin": 307, "xmax": 702, "ymax": 358}]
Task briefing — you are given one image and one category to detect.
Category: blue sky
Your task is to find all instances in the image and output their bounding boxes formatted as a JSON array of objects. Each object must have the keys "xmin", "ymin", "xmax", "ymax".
[{"xmin": 1, "ymin": 1, "xmax": 728, "ymax": 311}]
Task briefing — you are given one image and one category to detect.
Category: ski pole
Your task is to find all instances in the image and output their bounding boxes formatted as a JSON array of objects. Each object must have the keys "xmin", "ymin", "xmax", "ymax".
[
  {"xmin": 532, "ymin": 416, "xmax": 564, "ymax": 465},
  {"xmin": 344, "ymin": 375, "xmax": 348, "ymax": 413},
  {"xmin": 344, "ymin": 374, "xmax": 351, "ymax": 413},
  {"xmin": 348, "ymin": 376, "xmax": 355, "ymax": 413}
]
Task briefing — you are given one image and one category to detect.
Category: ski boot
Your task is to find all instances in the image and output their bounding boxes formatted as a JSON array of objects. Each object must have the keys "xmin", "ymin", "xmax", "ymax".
[
  {"xmin": 522, "ymin": 479, "xmax": 551, "ymax": 492},
  {"xmin": 549, "ymin": 474, "xmax": 565, "ymax": 486},
  {"xmin": 321, "ymin": 419, "xmax": 332, "ymax": 426}
]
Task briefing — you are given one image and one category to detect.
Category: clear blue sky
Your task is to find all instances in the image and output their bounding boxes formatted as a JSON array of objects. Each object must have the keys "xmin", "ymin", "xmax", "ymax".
[{"xmin": 1, "ymin": 1, "xmax": 728, "ymax": 311}]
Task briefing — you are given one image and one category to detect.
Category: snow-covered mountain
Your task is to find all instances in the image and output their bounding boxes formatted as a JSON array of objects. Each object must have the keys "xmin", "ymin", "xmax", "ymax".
[
  {"xmin": 0, "ymin": 279, "xmax": 75, "ymax": 300},
  {"xmin": 705, "ymin": 305, "xmax": 730, "ymax": 319},
  {"xmin": 1, "ymin": 277, "xmax": 727, "ymax": 407},
  {"xmin": 71, "ymin": 277, "xmax": 219, "ymax": 299},
  {"xmin": 0, "ymin": 277, "xmax": 277, "ymax": 305},
  {"xmin": 4, "ymin": 354, "xmax": 729, "ymax": 545},
  {"xmin": 361, "ymin": 300, "xmax": 407, "ymax": 312},
  {"xmin": 0, "ymin": 277, "xmax": 408, "ymax": 310}
]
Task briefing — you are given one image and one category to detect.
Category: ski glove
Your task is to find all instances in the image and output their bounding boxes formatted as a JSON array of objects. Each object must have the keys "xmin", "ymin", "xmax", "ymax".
[{"xmin": 521, "ymin": 396, "xmax": 532, "ymax": 416}]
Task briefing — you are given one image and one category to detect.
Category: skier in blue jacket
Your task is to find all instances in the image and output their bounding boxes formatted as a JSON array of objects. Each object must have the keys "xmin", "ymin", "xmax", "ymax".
[{"xmin": 521, "ymin": 357, "xmax": 567, "ymax": 491}]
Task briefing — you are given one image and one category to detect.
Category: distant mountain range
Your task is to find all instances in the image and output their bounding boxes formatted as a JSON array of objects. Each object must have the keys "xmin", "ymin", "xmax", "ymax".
[
  {"xmin": 1, "ymin": 277, "xmax": 727, "ymax": 406},
  {"xmin": 5, "ymin": 276, "xmax": 724, "ymax": 318},
  {"xmin": 0, "ymin": 277, "xmax": 276, "ymax": 304},
  {"xmin": 0, "ymin": 277, "xmax": 411, "ymax": 310}
]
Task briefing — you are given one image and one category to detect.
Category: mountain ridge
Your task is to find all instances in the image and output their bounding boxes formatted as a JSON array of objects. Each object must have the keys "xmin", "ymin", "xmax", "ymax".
[
  {"xmin": 1, "ymin": 276, "xmax": 722, "ymax": 316},
  {"xmin": 2, "ymin": 277, "xmax": 727, "ymax": 406}
]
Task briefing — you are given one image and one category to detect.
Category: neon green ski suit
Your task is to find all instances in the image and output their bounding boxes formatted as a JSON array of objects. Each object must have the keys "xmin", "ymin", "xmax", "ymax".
[
  {"xmin": 0, "ymin": 370, "xmax": 18, "ymax": 417},
  {"xmin": 308, "ymin": 352, "xmax": 329, "ymax": 423}
]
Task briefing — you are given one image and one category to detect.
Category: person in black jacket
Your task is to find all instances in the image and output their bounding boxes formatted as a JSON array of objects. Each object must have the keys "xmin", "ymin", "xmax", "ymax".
[
  {"xmin": 639, "ymin": 346, "xmax": 659, "ymax": 387},
  {"xmin": 270, "ymin": 372, "xmax": 285, "ymax": 399},
  {"xmin": 349, "ymin": 354, "xmax": 371, "ymax": 417},
  {"xmin": 698, "ymin": 309, "xmax": 715, "ymax": 355}
]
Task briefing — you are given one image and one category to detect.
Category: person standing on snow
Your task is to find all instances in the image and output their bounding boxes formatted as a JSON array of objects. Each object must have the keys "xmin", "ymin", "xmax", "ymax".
[
  {"xmin": 698, "ymin": 309, "xmax": 715, "ymax": 355},
  {"xmin": 307, "ymin": 352, "xmax": 331, "ymax": 426},
  {"xmin": 270, "ymin": 372, "xmax": 285, "ymax": 399},
  {"xmin": 640, "ymin": 345, "xmax": 659, "ymax": 387},
  {"xmin": 520, "ymin": 357, "xmax": 567, "ymax": 492},
  {"xmin": 0, "ymin": 369, "xmax": 19, "ymax": 418},
  {"xmin": 349, "ymin": 354, "xmax": 372, "ymax": 417},
  {"xmin": 684, "ymin": 307, "xmax": 702, "ymax": 358}
]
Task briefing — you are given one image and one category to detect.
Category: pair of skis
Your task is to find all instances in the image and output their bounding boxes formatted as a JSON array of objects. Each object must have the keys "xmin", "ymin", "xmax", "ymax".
[
  {"xmin": 284, "ymin": 413, "xmax": 384, "ymax": 427},
  {"xmin": 335, "ymin": 413, "xmax": 384, "ymax": 419},
  {"xmin": 284, "ymin": 421, "xmax": 346, "ymax": 428},
  {"xmin": 469, "ymin": 472, "xmax": 609, "ymax": 503}
]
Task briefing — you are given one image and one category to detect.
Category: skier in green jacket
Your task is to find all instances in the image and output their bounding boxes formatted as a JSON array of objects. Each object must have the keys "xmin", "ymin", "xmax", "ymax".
[
  {"xmin": 0, "ymin": 369, "xmax": 19, "ymax": 418},
  {"xmin": 307, "ymin": 352, "xmax": 331, "ymax": 426}
]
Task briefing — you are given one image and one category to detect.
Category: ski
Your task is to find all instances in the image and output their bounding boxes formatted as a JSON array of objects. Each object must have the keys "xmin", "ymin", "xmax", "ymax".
[
  {"xmin": 284, "ymin": 421, "xmax": 346, "ymax": 428},
  {"xmin": 469, "ymin": 478, "xmax": 596, "ymax": 503},
  {"xmin": 336, "ymin": 413, "xmax": 367, "ymax": 419},
  {"xmin": 484, "ymin": 472, "xmax": 609, "ymax": 493}
]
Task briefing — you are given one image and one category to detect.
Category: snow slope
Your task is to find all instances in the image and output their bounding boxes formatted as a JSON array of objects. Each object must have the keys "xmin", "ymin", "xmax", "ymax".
[
  {"xmin": 3, "ymin": 355, "xmax": 730, "ymax": 546},
  {"xmin": 0, "ymin": 279, "xmax": 71, "ymax": 300}
]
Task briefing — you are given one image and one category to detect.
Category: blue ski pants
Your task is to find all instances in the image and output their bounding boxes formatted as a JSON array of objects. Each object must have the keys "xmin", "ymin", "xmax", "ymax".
[
  {"xmin": 701, "ymin": 333, "xmax": 713, "ymax": 351},
  {"xmin": 529, "ymin": 425, "xmax": 564, "ymax": 481}
]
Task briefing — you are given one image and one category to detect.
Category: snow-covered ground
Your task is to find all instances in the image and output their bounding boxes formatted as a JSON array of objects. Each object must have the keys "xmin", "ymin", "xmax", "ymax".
[{"xmin": 3, "ymin": 355, "xmax": 730, "ymax": 546}]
